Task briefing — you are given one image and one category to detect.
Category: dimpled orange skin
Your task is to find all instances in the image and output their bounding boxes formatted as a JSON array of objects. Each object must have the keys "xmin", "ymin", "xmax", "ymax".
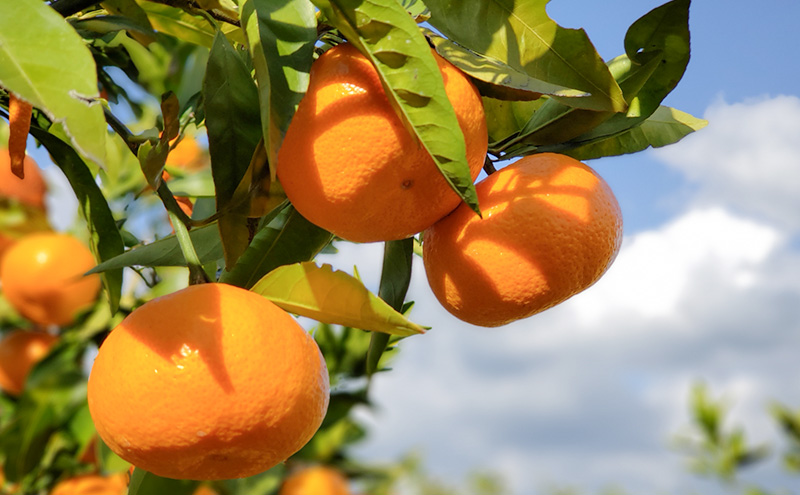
[
  {"xmin": 49, "ymin": 473, "xmax": 128, "ymax": 495},
  {"xmin": 87, "ymin": 283, "xmax": 330, "ymax": 481},
  {"xmin": 0, "ymin": 233, "xmax": 101, "ymax": 326},
  {"xmin": 279, "ymin": 466, "xmax": 350, "ymax": 495},
  {"xmin": 0, "ymin": 150, "xmax": 47, "ymax": 209},
  {"xmin": 423, "ymin": 153, "xmax": 623, "ymax": 327},
  {"xmin": 277, "ymin": 43, "xmax": 488, "ymax": 243},
  {"xmin": 0, "ymin": 330, "xmax": 58, "ymax": 396}
]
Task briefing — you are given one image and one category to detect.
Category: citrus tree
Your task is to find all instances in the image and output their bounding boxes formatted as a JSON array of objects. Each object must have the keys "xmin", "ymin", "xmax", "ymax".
[{"xmin": 0, "ymin": 0, "xmax": 703, "ymax": 493}]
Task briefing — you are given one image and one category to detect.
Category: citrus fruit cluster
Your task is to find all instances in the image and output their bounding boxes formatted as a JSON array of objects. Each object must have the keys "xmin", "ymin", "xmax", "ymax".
[
  {"xmin": 276, "ymin": 43, "xmax": 623, "ymax": 327},
  {"xmin": 0, "ymin": 148, "xmax": 101, "ymax": 398}
]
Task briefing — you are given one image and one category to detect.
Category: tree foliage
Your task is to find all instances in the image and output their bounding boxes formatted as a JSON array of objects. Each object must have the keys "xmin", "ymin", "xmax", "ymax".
[{"xmin": 0, "ymin": 0, "xmax": 704, "ymax": 493}]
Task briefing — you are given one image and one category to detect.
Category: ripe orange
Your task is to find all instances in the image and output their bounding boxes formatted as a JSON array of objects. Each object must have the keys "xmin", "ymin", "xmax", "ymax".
[
  {"xmin": 0, "ymin": 232, "xmax": 101, "ymax": 326},
  {"xmin": 279, "ymin": 466, "xmax": 350, "ymax": 495},
  {"xmin": 0, "ymin": 330, "xmax": 58, "ymax": 396},
  {"xmin": 167, "ymin": 137, "xmax": 207, "ymax": 172},
  {"xmin": 277, "ymin": 43, "xmax": 487, "ymax": 243},
  {"xmin": 87, "ymin": 283, "xmax": 330, "ymax": 480},
  {"xmin": 423, "ymin": 153, "xmax": 623, "ymax": 327},
  {"xmin": 50, "ymin": 473, "xmax": 128, "ymax": 495},
  {"xmin": 0, "ymin": 149, "xmax": 47, "ymax": 210}
]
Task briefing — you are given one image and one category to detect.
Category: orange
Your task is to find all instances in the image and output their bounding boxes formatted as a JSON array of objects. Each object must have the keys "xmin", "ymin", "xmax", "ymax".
[
  {"xmin": 277, "ymin": 43, "xmax": 487, "ymax": 243},
  {"xmin": 167, "ymin": 137, "xmax": 207, "ymax": 172},
  {"xmin": 423, "ymin": 153, "xmax": 623, "ymax": 327},
  {"xmin": 0, "ymin": 149, "xmax": 47, "ymax": 210},
  {"xmin": 279, "ymin": 466, "xmax": 350, "ymax": 495},
  {"xmin": 0, "ymin": 232, "xmax": 101, "ymax": 326},
  {"xmin": 87, "ymin": 283, "xmax": 330, "ymax": 480},
  {"xmin": 50, "ymin": 473, "xmax": 128, "ymax": 495},
  {"xmin": 0, "ymin": 330, "xmax": 58, "ymax": 396}
]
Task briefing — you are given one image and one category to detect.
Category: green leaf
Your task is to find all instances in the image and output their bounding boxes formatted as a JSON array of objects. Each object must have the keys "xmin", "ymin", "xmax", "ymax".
[
  {"xmin": 425, "ymin": 29, "xmax": 586, "ymax": 101},
  {"xmin": 425, "ymin": 0, "xmax": 626, "ymax": 113},
  {"xmin": 250, "ymin": 262, "xmax": 426, "ymax": 336},
  {"xmin": 129, "ymin": 469, "xmax": 198, "ymax": 495},
  {"xmin": 220, "ymin": 205, "xmax": 333, "ymax": 288},
  {"xmin": 237, "ymin": 0, "xmax": 317, "ymax": 169},
  {"xmin": 30, "ymin": 128, "xmax": 124, "ymax": 314},
  {"xmin": 203, "ymin": 31, "xmax": 263, "ymax": 267},
  {"xmin": 0, "ymin": 0, "xmax": 106, "ymax": 166},
  {"xmin": 87, "ymin": 222, "xmax": 224, "ymax": 273},
  {"xmin": 562, "ymin": 0, "xmax": 693, "ymax": 144},
  {"xmin": 137, "ymin": 0, "xmax": 246, "ymax": 47},
  {"xmin": 311, "ymin": 0, "xmax": 481, "ymax": 216},
  {"xmin": 559, "ymin": 105, "xmax": 707, "ymax": 160},
  {"xmin": 367, "ymin": 238, "xmax": 413, "ymax": 375}
]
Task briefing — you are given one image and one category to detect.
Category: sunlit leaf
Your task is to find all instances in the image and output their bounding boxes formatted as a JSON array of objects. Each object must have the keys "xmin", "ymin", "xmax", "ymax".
[
  {"xmin": 311, "ymin": 0, "xmax": 480, "ymax": 215},
  {"xmin": 425, "ymin": 0, "xmax": 626, "ymax": 113},
  {"xmin": 251, "ymin": 262, "xmax": 426, "ymax": 336},
  {"xmin": 425, "ymin": 29, "xmax": 586, "ymax": 101},
  {"xmin": 237, "ymin": 0, "xmax": 317, "ymax": 171},
  {"xmin": 136, "ymin": 0, "xmax": 246, "ymax": 47},
  {"xmin": 559, "ymin": 106, "xmax": 707, "ymax": 160},
  {"xmin": 0, "ymin": 0, "xmax": 106, "ymax": 166}
]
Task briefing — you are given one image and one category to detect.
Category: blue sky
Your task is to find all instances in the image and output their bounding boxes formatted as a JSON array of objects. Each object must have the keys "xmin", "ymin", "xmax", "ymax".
[{"xmin": 26, "ymin": 0, "xmax": 800, "ymax": 493}]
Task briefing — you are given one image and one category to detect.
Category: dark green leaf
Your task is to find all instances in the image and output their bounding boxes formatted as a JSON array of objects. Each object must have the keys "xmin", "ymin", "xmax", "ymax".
[
  {"xmin": 203, "ymin": 31, "xmax": 263, "ymax": 267},
  {"xmin": 368, "ymin": 237, "xmax": 414, "ymax": 375},
  {"xmin": 30, "ymin": 128, "xmax": 124, "ymax": 314},
  {"xmin": 220, "ymin": 205, "xmax": 333, "ymax": 288},
  {"xmin": 425, "ymin": 0, "xmax": 626, "ymax": 113},
  {"xmin": 311, "ymin": 0, "xmax": 481, "ymax": 216},
  {"xmin": 87, "ymin": 222, "xmax": 224, "ymax": 273},
  {"xmin": 237, "ymin": 0, "xmax": 317, "ymax": 168}
]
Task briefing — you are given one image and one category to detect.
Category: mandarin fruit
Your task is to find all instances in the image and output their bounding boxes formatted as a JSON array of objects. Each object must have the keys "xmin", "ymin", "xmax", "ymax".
[
  {"xmin": 279, "ymin": 466, "xmax": 350, "ymax": 495},
  {"xmin": 0, "ymin": 330, "xmax": 58, "ymax": 396},
  {"xmin": 277, "ymin": 43, "xmax": 487, "ymax": 243},
  {"xmin": 87, "ymin": 283, "xmax": 330, "ymax": 480},
  {"xmin": 50, "ymin": 473, "xmax": 128, "ymax": 495},
  {"xmin": 423, "ymin": 153, "xmax": 623, "ymax": 327},
  {"xmin": 0, "ymin": 232, "xmax": 100, "ymax": 326},
  {"xmin": 0, "ymin": 149, "xmax": 47, "ymax": 210}
]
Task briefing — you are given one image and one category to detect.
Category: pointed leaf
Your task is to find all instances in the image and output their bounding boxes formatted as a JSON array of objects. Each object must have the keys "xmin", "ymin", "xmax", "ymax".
[
  {"xmin": 559, "ymin": 106, "xmax": 707, "ymax": 160},
  {"xmin": 425, "ymin": 29, "xmax": 587, "ymax": 101},
  {"xmin": 237, "ymin": 0, "xmax": 317, "ymax": 170},
  {"xmin": 251, "ymin": 262, "xmax": 426, "ymax": 336},
  {"xmin": 425, "ymin": 0, "xmax": 626, "ymax": 113},
  {"xmin": 220, "ymin": 205, "xmax": 333, "ymax": 288},
  {"xmin": 0, "ymin": 0, "xmax": 106, "ymax": 166},
  {"xmin": 203, "ymin": 31, "xmax": 263, "ymax": 267},
  {"xmin": 30, "ymin": 128, "xmax": 124, "ymax": 314},
  {"xmin": 87, "ymin": 222, "xmax": 224, "ymax": 273},
  {"xmin": 368, "ymin": 237, "xmax": 413, "ymax": 375},
  {"xmin": 137, "ymin": 0, "xmax": 246, "ymax": 47},
  {"xmin": 311, "ymin": 0, "xmax": 481, "ymax": 215},
  {"xmin": 564, "ymin": 0, "xmax": 692, "ymax": 144}
]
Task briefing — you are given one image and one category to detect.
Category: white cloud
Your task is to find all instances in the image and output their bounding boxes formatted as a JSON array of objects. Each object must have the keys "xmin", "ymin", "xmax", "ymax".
[{"xmin": 654, "ymin": 94, "xmax": 800, "ymax": 231}]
